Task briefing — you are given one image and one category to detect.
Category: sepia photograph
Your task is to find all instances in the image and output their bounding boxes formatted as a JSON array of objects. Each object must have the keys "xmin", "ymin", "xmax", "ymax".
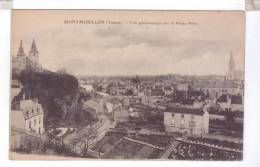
[{"xmin": 10, "ymin": 10, "xmax": 245, "ymax": 160}]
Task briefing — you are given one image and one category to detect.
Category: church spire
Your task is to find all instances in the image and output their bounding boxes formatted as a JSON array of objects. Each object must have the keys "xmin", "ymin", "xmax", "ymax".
[
  {"xmin": 31, "ymin": 40, "xmax": 38, "ymax": 52},
  {"xmin": 17, "ymin": 40, "xmax": 26, "ymax": 57},
  {"xmin": 29, "ymin": 40, "xmax": 39, "ymax": 57},
  {"xmin": 229, "ymin": 51, "xmax": 235, "ymax": 73}
]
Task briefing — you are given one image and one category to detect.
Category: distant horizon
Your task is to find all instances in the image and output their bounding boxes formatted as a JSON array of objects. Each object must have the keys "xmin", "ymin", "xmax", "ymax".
[{"xmin": 74, "ymin": 71, "xmax": 245, "ymax": 78}]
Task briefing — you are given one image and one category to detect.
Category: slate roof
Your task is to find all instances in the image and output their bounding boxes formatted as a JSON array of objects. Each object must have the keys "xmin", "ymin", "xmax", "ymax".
[
  {"xmin": 216, "ymin": 94, "xmax": 243, "ymax": 104},
  {"xmin": 165, "ymin": 107, "xmax": 204, "ymax": 115},
  {"xmin": 151, "ymin": 89, "xmax": 165, "ymax": 96},
  {"xmin": 216, "ymin": 94, "xmax": 228, "ymax": 103},
  {"xmin": 182, "ymin": 99, "xmax": 195, "ymax": 105},
  {"xmin": 164, "ymin": 86, "xmax": 172, "ymax": 91},
  {"xmin": 231, "ymin": 95, "xmax": 243, "ymax": 104},
  {"xmin": 20, "ymin": 100, "xmax": 43, "ymax": 120},
  {"xmin": 192, "ymin": 81, "xmax": 237, "ymax": 89},
  {"xmin": 190, "ymin": 90, "xmax": 204, "ymax": 97}
]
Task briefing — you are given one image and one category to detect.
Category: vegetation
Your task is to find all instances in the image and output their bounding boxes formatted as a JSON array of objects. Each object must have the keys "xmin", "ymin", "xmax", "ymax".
[{"xmin": 13, "ymin": 70, "xmax": 90, "ymax": 122}]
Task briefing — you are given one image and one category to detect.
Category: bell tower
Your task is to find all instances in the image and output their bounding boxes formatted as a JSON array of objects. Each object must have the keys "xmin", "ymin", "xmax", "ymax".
[
  {"xmin": 17, "ymin": 40, "xmax": 26, "ymax": 57},
  {"xmin": 229, "ymin": 51, "xmax": 235, "ymax": 74},
  {"xmin": 28, "ymin": 40, "xmax": 41, "ymax": 71},
  {"xmin": 29, "ymin": 40, "xmax": 39, "ymax": 58}
]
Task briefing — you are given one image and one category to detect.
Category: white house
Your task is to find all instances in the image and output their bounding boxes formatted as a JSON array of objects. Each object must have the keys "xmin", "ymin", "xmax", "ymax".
[
  {"xmin": 11, "ymin": 99, "xmax": 44, "ymax": 134},
  {"xmin": 164, "ymin": 107, "xmax": 209, "ymax": 136}
]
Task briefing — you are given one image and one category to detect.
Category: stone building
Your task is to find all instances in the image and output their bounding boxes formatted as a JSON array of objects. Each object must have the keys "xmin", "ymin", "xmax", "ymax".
[
  {"xmin": 216, "ymin": 94, "xmax": 243, "ymax": 112},
  {"xmin": 11, "ymin": 97, "xmax": 44, "ymax": 135},
  {"xmin": 164, "ymin": 107, "xmax": 209, "ymax": 136}
]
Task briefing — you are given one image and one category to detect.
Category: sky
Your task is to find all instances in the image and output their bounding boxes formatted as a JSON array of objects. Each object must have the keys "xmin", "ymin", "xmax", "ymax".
[{"xmin": 11, "ymin": 10, "xmax": 245, "ymax": 76}]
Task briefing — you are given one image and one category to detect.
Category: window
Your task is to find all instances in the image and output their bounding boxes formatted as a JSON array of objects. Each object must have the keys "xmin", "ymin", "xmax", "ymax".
[
  {"xmin": 26, "ymin": 111, "xmax": 29, "ymax": 117},
  {"xmin": 29, "ymin": 120, "xmax": 31, "ymax": 129},
  {"xmin": 172, "ymin": 113, "xmax": 175, "ymax": 117},
  {"xmin": 37, "ymin": 107, "xmax": 39, "ymax": 113},
  {"xmin": 181, "ymin": 114, "xmax": 184, "ymax": 118},
  {"xmin": 171, "ymin": 119, "xmax": 175, "ymax": 125},
  {"xmin": 39, "ymin": 116, "xmax": 41, "ymax": 124},
  {"xmin": 189, "ymin": 121, "xmax": 196, "ymax": 128},
  {"xmin": 191, "ymin": 115, "xmax": 194, "ymax": 119},
  {"xmin": 32, "ymin": 109, "xmax": 34, "ymax": 115},
  {"xmin": 180, "ymin": 119, "xmax": 185, "ymax": 126},
  {"xmin": 34, "ymin": 118, "xmax": 37, "ymax": 126}
]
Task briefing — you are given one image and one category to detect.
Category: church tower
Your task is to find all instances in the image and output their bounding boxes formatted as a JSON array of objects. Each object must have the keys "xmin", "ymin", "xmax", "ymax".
[
  {"xmin": 13, "ymin": 39, "xmax": 42, "ymax": 74},
  {"xmin": 28, "ymin": 40, "xmax": 41, "ymax": 71},
  {"xmin": 229, "ymin": 51, "xmax": 235, "ymax": 74},
  {"xmin": 17, "ymin": 40, "xmax": 26, "ymax": 57},
  {"xmin": 29, "ymin": 40, "xmax": 39, "ymax": 58},
  {"xmin": 226, "ymin": 51, "xmax": 237, "ymax": 80}
]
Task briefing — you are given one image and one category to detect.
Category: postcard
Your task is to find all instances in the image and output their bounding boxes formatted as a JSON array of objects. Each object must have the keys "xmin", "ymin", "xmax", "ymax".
[{"xmin": 10, "ymin": 10, "xmax": 245, "ymax": 160}]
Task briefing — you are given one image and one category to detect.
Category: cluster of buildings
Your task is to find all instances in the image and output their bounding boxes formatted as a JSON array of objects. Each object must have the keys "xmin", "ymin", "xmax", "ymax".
[
  {"xmin": 10, "ymin": 40, "xmax": 45, "ymax": 150},
  {"xmin": 79, "ymin": 52, "xmax": 244, "ymax": 137},
  {"xmin": 10, "ymin": 79, "xmax": 45, "ymax": 150},
  {"xmin": 11, "ymin": 40, "xmax": 45, "ymax": 135},
  {"xmin": 11, "ymin": 79, "xmax": 45, "ymax": 136},
  {"xmin": 10, "ymin": 40, "xmax": 244, "ymax": 153}
]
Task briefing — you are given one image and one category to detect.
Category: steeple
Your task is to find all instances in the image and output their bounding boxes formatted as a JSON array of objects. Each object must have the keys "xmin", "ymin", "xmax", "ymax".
[
  {"xmin": 17, "ymin": 40, "xmax": 26, "ymax": 57},
  {"xmin": 29, "ymin": 40, "xmax": 39, "ymax": 57},
  {"xmin": 229, "ymin": 51, "xmax": 235, "ymax": 73}
]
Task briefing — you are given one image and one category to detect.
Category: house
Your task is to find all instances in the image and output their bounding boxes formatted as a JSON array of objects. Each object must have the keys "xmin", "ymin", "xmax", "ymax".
[
  {"xmin": 108, "ymin": 86, "xmax": 118, "ymax": 95},
  {"xmin": 123, "ymin": 96, "xmax": 142, "ymax": 106},
  {"xmin": 11, "ymin": 79, "xmax": 23, "ymax": 102},
  {"xmin": 163, "ymin": 86, "xmax": 173, "ymax": 95},
  {"xmin": 11, "ymin": 98, "xmax": 44, "ymax": 134},
  {"xmin": 181, "ymin": 99, "xmax": 204, "ymax": 108},
  {"xmin": 177, "ymin": 83, "xmax": 189, "ymax": 92},
  {"xmin": 81, "ymin": 84, "xmax": 94, "ymax": 93},
  {"xmin": 151, "ymin": 89, "xmax": 165, "ymax": 97},
  {"xmin": 113, "ymin": 107, "xmax": 129, "ymax": 123},
  {"xmin": 191, "ymin": 81, "xmax": 242, "ymax": 99},
  {"xmin": 105, "ymin": 98, "xmax": 122, "ymax": 113},
  {"xmin": 113, "ymin": 103, "xmax": 146, "ymax": 123},
  {"xmin": 164, "ymin": 107, "xmax": 209, "ymax": 136},
  {"xmin": 216, "ymin": 94, "xmax": 243, "ymax": 112},
  {"xmin": 176, "ymin": 83, "xmax": 190, "ymax": 99},
  {"xmin": 83, "ymin": 99, "xmax": 107, "ymax": 116}
]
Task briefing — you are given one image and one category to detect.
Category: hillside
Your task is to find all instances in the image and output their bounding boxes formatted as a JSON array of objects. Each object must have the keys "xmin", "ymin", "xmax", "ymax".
[{"xmin": 13, "ymin": 70, "xmax": 88, "ymax": 122}]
